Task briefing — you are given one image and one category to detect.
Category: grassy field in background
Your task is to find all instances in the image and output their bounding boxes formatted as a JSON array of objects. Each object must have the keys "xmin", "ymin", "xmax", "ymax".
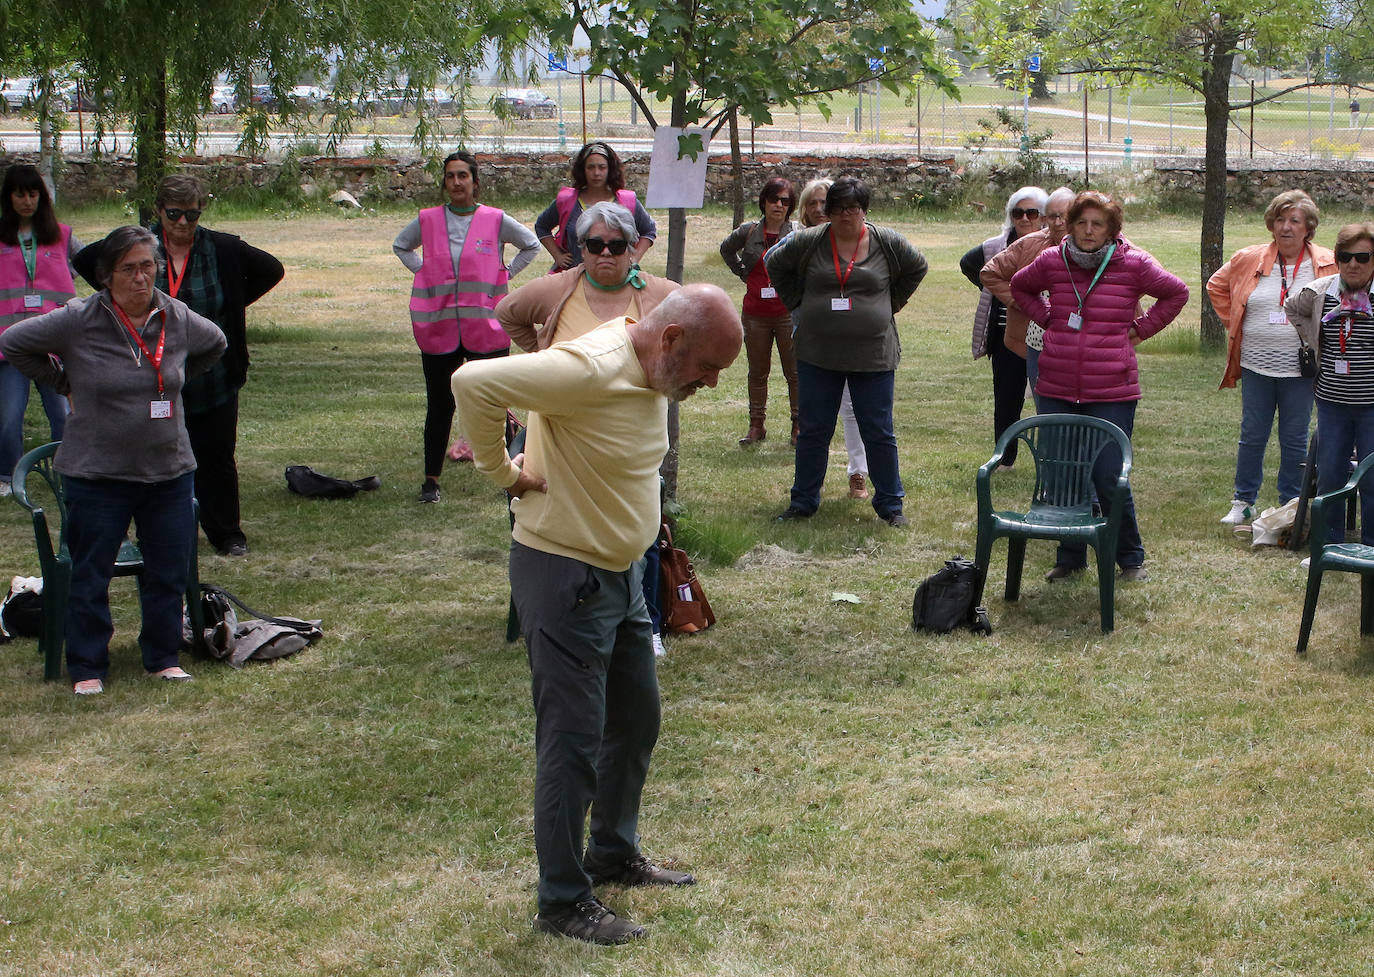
[{"xmin": 3, "ymin": 203, "xmax": 1374, "ymax": 976}]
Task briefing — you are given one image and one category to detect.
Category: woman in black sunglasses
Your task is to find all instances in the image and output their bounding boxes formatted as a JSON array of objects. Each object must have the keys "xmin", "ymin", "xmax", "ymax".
[
  {"xmin": 534, "ymin": 142, "xmax": 656, "ymax": 271},
  {"xmin": 74, "ymin": 174, "xmax": 284, "ymax": 557},
  {"xmin": 719, "ymin": 176, "xmax": 801, "ymax": 447},
  {"xmin": 959, "ymin": 186, "xmax": 1047, "ymax": 469},
  {"xmin": 1287, "ymin": 222, "xmax": 1374, "ymax": 544}
]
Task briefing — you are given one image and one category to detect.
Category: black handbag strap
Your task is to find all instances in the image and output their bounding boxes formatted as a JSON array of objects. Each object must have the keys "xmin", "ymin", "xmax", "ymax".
[{"xmin": 201, "ymin": 583, "xmax": 314, "ymax": 633}]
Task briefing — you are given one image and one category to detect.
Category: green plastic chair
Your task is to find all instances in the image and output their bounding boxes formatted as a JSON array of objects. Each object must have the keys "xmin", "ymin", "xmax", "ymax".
[
  {"xmin": 1297, "ymin": 452, "xmax": 1374, "ymax": 655},
  {"xmin": 974, "ymin": 414, "xmax": 1133, "ymax": 633},
  {"xmin": 11, "ymin": 442, "xmax": 203, "ymax": 681}
]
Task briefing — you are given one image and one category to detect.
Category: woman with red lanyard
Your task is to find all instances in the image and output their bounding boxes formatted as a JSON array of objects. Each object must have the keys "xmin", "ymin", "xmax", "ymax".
[
  {"xmin": 0, "ymin": 225, "xmax": 227, "ymax": 693},
  {"xmin": 74, "ymin": 174, "xmax": 284, "ymax": 556},
  {"xmin": 719, "ymin": 177, "xmax": 800, "ymax": 446},
  {"xmin": 1287, "ymin": 222, "xmax": 1374, "ymax": 544},
  {"xmin": 1208, "ymin": 190, "xmax": 1335, "ymax": 526},
  {"xmin": 764, "ymin": 177, "xmax": 928, "ymax": 527},
  {"xmin": 0, "ymin": 163, "xmax": 81, "ymax": 496}
]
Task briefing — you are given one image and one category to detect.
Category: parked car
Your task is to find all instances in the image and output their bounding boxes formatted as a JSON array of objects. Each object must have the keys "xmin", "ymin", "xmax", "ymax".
[
  {"xmin": 0, "ymin": 78, "xmax": 38, "ymax": 112},
  {"xmin": 290, "ymin": 85, "xmax": 327, "ymax": 110},
  {"xmin": 250, "ymin": 84, "xmax": 280, "ymax": 113},
  {"xmin": 494, "ymin": 89, "xmax": 557, "ymax": 119},
  {"xmin": 427, "ymin": 88, "xmax": 459, "ymax": 117},
  {"xmin": 210, "ymin": 85, "xmax": 238, "ymax": 114},
  {"xmin": 363, "ymin": 87, "xmax": 410, "ymax": 116}
]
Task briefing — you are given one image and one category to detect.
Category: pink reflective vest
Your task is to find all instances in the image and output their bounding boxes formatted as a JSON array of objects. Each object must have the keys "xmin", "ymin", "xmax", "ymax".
[
  {"xmin": 552, "ymin": 187, "xmax": 639, "ymax": 251},
  {"xmin": 408, "ymin": 205, "xmax": 510, "ymax": 354},
  {"xmin": 0, "ymin": 225, "xmax": 75, "ymax": 353}
]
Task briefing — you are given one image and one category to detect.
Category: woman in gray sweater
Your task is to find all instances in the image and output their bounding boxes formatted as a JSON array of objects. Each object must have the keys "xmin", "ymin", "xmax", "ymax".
[{"xmin": 0, "ymin": 225, "xmax": 226, "ymax": 695}]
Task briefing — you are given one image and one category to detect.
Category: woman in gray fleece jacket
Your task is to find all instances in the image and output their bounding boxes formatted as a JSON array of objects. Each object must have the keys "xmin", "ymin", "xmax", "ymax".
[{"xmin": 0, "ymin": 225, "xmax": 226, "ymax": 695}]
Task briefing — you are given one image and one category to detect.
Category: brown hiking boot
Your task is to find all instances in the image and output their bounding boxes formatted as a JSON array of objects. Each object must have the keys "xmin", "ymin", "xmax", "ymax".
[
  {"xmin": 586, "ymin": 853, "xmax": 696, "ymax": 887},
  {"xmin": 848, "ymin": 473, "xmax": 869, "ymax": 499},
  {"xmin": 533, "ymin": 897, "xmax": 645, "ymax": 945}
]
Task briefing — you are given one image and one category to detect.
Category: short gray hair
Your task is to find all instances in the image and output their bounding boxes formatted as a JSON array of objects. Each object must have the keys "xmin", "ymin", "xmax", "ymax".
[
  {"xmin": 576, "ymin": 201, "xmax": 640, "ymax": 246},
  {"xmin": 95, "ymin": 226, "xmax": 163, "ymax": 288},
  {"xmin": 1046, "ymin": 187, "xmax": 1076, "ymax": 212}
]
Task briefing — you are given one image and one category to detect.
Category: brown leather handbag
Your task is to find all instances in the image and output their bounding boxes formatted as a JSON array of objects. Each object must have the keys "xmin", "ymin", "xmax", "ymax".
[{"xmin": 657, "ymin": 523, "xmax": 715, "ymax": 634}]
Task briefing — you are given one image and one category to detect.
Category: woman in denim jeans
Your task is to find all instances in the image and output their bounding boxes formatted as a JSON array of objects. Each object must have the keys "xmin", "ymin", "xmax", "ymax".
[{"xmin": 1209, "ymin": 190, "xmax": 1336, "ymax": 527}]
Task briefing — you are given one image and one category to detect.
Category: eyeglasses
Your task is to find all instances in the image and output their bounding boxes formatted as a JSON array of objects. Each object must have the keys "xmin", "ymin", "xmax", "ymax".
[
  {"xmin": 115, "ymin": 260, "xmax": 157, "ymax": 279},
  {"xmin": 163, "ymin": 208, "xmax": 201, "ymax": 223},
  {"xmin": 584, "ymin": 237, "xmax": 629, "ymax": 256},
  {"xmin": 768, "ymin": 197, "xmax": 793, "ymax": 205},
  {"xmin": 1336, "ymin": 250, "xmax": 1373, "ymax": 264},
  {"xmin": 1046, "ymin": 211, "xmax": 1067, "ymax": 222},
  {"xmin": 830, "ymin": 205, "xmax": 864, "ymax": 216},
  {"xmin": 1011, "ymin": 207, "xmax": 1041, "ymax": 220}
]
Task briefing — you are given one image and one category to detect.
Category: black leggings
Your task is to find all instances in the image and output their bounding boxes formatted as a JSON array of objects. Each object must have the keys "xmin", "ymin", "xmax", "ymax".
[{"xmin": 421, "ymin": 345, "xmax": 509, "ymax": 478}]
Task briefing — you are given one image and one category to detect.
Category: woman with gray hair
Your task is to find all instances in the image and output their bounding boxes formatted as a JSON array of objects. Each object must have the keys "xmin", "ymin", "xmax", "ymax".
[
  {"xmin": 959, "ymin": 185, "xmax": 1048, "ymax": 467},
  {"xmin": 0, "ymin": 225, "xmax": 227, "ymax": 694},
  {"xmin": 1209, "ymin": 189, "xmax": 1336, "ymax": 525}
]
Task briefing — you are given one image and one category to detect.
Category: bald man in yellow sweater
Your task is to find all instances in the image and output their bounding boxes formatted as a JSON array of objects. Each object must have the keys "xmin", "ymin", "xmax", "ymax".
[{"xmin": 454, "ymin": 283, "xmax": 742, "ymax": 946}]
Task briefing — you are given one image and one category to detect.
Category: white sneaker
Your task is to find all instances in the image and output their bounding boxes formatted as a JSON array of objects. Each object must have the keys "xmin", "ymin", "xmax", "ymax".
[
  {"xmin": 1220, "ymin": 499, "xmax": 1254, "ymax": 525},
  {"xmin": 0, "ymin": 480, "xmax": 11, "ymax": 498},
  {"xmin": 1301, "ymin": 557, "xmax": 1311, "ymax": 569},
  {"xmin": 651, "ymin": 633, "xmax": 666, "ymax": 658}
]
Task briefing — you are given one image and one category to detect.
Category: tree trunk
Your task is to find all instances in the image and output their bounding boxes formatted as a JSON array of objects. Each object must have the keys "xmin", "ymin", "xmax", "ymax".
[
  {"xmin": 729, "ymin": 107, "xmax": 745, "ymax": 227},
  {"xmin": 660, "ymin": 89, "xmax": 690, "ymax": 501},
  {"xmin": 1198, "ymin": 37, "xmax": 1237, "ymax": 352},
  {"xmin": 133, "ymin": 62, "xmax": 169, "ymax": 224}
]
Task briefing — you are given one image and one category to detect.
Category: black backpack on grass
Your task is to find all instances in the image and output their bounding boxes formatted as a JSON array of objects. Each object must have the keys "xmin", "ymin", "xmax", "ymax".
[{"xmin": 912, "ymin": 556, "xmax": 992, "ymax": 635}]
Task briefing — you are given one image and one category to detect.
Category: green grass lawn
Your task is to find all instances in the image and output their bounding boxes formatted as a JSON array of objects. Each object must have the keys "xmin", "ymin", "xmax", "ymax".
[{"xmin": 3, "ymin": 201, "xmax": 1374, "ymax": 976}]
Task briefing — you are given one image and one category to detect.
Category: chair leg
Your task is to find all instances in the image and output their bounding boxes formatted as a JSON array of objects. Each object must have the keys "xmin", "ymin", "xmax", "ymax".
[
  {"xmin": 1362, "ymin": 574, "xmax": 1374, "ymax": 636},
  {"xmin": 1095, "ymin": 543, "xmax": 1115, "ymax": 633},
  {"xmin": 43, "ymin": 564, "xmax": 71, "ymax": 682},
  {"xmin": 1005, "ymin": 538, "xmax": 1026, "ymax": 602},
  {"xmin": 1297, "ymin": 565, "xmax": 1324, "ymax": 655}
]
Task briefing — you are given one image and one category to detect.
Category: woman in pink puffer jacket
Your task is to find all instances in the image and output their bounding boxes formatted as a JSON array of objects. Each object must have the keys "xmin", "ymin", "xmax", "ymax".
[{"xmin": 1010, "ymin": 191, "xmax": 1189, "ymax": 584}]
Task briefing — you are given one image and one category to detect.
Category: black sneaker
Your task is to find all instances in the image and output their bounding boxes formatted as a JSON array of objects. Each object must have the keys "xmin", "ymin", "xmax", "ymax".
[
  {"xmin": 776, "ymin": 506, "xmax": 815, "ymax": 521},
  {"xmin": 533, "ymin": 897, "xmax": 645, "ymax": 945},
  {"xmin": 878, "ymin": 510, "xmax": 908, "ymax": 527},
  {"xmin": 1044, "ymin": 563, "xmax": 1084, "ymax": 582},
  {"xmin": 418, "ymin": 481, "xmax": 440, "ymax": 503},
  {"xmin": 587, "ymin": 853, "xmax": 696, "ymax": 887}
]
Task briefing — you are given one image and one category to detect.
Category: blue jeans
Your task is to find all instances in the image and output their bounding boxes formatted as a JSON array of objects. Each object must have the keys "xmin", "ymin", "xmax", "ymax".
[
  {"xmin": 1315, "ymin": 398, "xmax": 1374, "ymax": 544},
  {"xmin": 63, "ymin": 472, "xmax": 196, "ymax": 682},
  {"xmin": 1037, "ymin": 397, "xmax": 1145, "ymax": 569},
  {"xmin": 0, "ymin": 361, "xmax": 67, "ymax": 480},
  {"xmin": 1026, "ymin": 348, "xmax": 1041, "ymax": 411},
  {"xmin": 1233, "ymin": 369, "xmax": 1313, "ymax": 505},
  {"xmin": 791, "ymin": 361, "xmax": 904, "ymax": 516}
]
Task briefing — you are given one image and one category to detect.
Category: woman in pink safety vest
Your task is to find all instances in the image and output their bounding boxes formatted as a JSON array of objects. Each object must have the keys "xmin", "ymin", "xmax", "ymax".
[
  {"xmin": 0, "ymin": 164, "xmax": 80, "ymax": 495},
  {"xmin": 534, "ymin": 142, "xmax": 656, "ymax": 272},
  {"xmin": 393, "ymin": 151, "xmax": 540, "ymax": 503}
]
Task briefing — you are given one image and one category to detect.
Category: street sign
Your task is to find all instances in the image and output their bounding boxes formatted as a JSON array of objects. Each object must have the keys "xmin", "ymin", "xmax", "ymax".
[
  {"xmin": 547, "ymin": 53, "xmax": 568, "ymax": 72},
  {"xmin": 1028, "ymin": 54, "xmax": 1041, "ymax": 73}
]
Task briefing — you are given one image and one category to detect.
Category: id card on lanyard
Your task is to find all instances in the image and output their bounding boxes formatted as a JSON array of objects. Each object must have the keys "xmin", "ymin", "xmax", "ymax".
[
  {"xmin": 1335, "ymin": 314, "xmax": 1355, "ymax": 375},
  {"xmin": 112, "ymin": 301, "xmax": 172, "ymax": 418},
  {"xmin": 1061, "ymin": 241, "xmax": 1115, "ymax": 331},
  {"xmin": 20, "ymin": 236, "xmax": 41, "ymax": 308},
  {"xmin": 1271, "ymin": 250, "xmax": 1303, "ymax": 325},
  {"xmin": 830, "ymin": 225, "xmax": 867, "ymax": 312}
]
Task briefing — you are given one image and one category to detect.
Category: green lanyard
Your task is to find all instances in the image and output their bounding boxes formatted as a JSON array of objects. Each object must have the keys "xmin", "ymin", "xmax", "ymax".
[
  {"xmin": 1061, "ymin": 241, "xmax": 1116, "ymax": 313},
  {"xmin": 18, "ymin": 233, "xmax": 36, "ymax": 282}
]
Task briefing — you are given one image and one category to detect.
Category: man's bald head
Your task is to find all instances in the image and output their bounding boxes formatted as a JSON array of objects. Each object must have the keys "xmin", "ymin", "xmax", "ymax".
[{"xmin": 632, "ymin": 283, "xmax": 743, "ymax": 401}]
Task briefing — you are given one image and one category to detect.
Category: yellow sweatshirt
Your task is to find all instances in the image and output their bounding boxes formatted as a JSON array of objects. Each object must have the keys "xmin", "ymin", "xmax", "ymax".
[{"xmin": 453, "ymin": 319, "xmax": 667, "ymax": 571}]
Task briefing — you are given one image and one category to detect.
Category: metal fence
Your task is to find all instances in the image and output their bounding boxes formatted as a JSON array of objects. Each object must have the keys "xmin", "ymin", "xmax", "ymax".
[{"xmin": 2, "ymin": 76, "xmax": 1370, "ymax": 166}]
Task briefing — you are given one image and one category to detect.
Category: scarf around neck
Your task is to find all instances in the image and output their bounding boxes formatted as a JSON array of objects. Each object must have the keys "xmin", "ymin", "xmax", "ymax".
[{"xmin": 1065, "ymin": 235, "xmax": 1114, "ymax": 269}]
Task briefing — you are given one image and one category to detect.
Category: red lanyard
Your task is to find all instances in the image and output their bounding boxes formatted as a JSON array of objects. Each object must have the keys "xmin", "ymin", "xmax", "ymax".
[
  {"xmin": 830, "ymin": 224, "xmax": 867, "ymax": 296},
  {"xmin": 162, "ymin": 232, "xmax": 190, "ymax": 298},
  {"xmin": 1339, "ymin": 314, "xmax": 1356, "ymax": 358},
  {"xmin": 112, "ymin": 300, "xmax": 167, "ymax": 397},
  {"xmin": 1278, "ymin": 249, "xmax": 1303, "ymax": 307}
]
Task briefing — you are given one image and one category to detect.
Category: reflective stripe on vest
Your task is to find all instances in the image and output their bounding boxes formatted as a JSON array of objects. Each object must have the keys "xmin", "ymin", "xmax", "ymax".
[
  {"xmin": 0, "ymin": 225, "xmax": 75, "ymax": 350},
  {"xmin": 408, "ymin": 205, "xmax": 510, "ymax": 354}
]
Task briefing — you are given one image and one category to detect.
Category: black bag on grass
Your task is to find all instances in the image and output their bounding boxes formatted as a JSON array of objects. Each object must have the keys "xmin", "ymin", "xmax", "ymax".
[{"xmin": 912, "ymin": 556, "xmax": 992, "ymax": 635}]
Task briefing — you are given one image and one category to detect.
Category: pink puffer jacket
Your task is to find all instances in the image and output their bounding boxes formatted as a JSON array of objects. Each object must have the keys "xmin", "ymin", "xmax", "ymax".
[{"xmin": 1010, "ymin": 238, "xmax": 1188, "ymax": 403}]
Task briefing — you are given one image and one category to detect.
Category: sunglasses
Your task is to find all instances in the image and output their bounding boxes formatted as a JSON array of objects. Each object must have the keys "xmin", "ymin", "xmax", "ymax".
[
  {"xmin": 1336, "ymin": 250, "xmax": 1373, "ymax": 264},
  {"xmin": 584, "ymin": 237, "xmax": 629, "ymax": 256},
  {"xmin": 1011, "ymin": 207, "xmax": 1041, "ymax": 220},
  {"xmin": 163, "ymin": 208, "xmax": 202, "ymax": 223},
  {"xmin": 768, "ymin": 197, "xmax": 793, "ymax": 205}
]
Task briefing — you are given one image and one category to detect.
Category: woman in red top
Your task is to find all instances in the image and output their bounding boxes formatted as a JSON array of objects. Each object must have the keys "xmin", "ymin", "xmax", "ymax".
[{"xmin": 719, "ymin": 177, "xmax": 799, "ymax": 446}]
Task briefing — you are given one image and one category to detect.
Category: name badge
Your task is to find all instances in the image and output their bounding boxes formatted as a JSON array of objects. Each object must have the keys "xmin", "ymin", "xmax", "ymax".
[
  {"xmin": 759, "ymin": 286, "xmax": 777, "ymax": 299},
  {"xmin": 1067, "ymin": 312, "xmax": 1084, "ymax": 331},
  {"xmin": 150, "ymin": 400, "xmax": 173, "ymax": 419},
  {"xmin": 1334, "ymin": 360, "xmax": 1351, "ymax": 375},
  {"xmin": 23, "ymin": 292, "xmax": 42, "ymax": 309},
  {"xmin": 831, "ymin": 297, "xmax": 851, "ymax": 312},
  {"xmin": 1269, "ymin": 311, "xmax": 1289, "ymax": 325}
]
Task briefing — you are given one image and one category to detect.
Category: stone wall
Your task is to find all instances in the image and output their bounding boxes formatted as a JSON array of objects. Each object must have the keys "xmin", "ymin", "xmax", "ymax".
[
  {"xmin": 1, "ymin": 150, "xmax": 966, "ymax": 208},
  {"xmin": 1152, "ymin": 158, "xmax": 1374, "ymax": 209}
]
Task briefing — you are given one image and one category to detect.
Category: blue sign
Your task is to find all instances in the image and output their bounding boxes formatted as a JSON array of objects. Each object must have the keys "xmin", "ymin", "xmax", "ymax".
[
  {"xmin": 1028, "ymin": 54, "xmax": 1041, "ymax": 73},
  {"xmin": 869, "ymin": 58, "xmax": 884, "ymax": 73},
  {"xmin": 548, "ymin": 53, "xmax": 568, "ymax": 72}
]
